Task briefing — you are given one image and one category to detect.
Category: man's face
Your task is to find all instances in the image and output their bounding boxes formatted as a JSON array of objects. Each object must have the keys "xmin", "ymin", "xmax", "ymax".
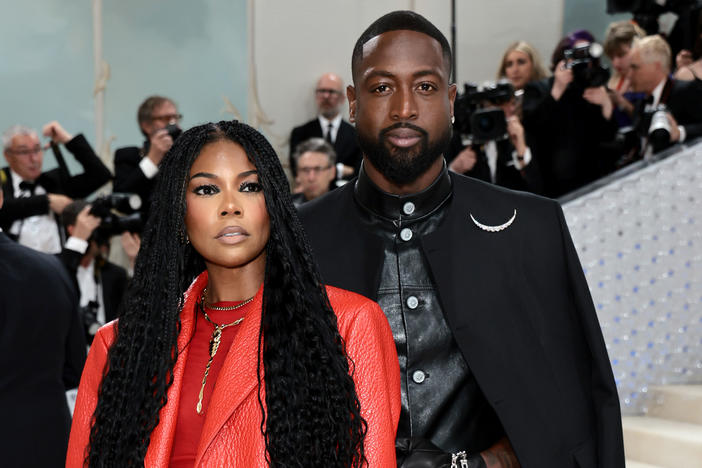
[
  {"xmin": 348, "ymin": 30, "xmax": 456, "ymax": 186},
  {"xmin": 297, "ymin": 151, "xmax": 335, "ymax": 200},
  {"xmin": 141, "ymin": 101, "xmax": 180, "ymax": 136},
  {"xmin": 4, "ymin": 133, "xmax": 43, "ymax": 182},
  {"xmin": 315, "ymin": 74, "xmax": 345, "ymax": 119},
  {"xmin": 627, "ymin": 48, "xmax": 664, "ymax": 94}
]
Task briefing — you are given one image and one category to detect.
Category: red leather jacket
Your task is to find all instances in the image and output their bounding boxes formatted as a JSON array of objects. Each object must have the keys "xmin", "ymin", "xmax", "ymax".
[{"xmin": 66, "ymin": 272, "xmax": 400, "ymax": 467}]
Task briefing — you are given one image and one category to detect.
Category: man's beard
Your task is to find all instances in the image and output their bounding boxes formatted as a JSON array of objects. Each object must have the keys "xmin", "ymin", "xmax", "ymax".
[{"xmin": 357, "ymin": 122, "xmax": 451, "ymax": 186}]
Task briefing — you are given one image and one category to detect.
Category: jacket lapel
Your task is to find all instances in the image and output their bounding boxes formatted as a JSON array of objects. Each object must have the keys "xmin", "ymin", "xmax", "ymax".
[
  {"xmin": 194, "ymin": 286, "xmax": 265, "ymax": 466},
  {"xmin": 144, "ymin": 272, "xmax": 204, "ymax": 467}
]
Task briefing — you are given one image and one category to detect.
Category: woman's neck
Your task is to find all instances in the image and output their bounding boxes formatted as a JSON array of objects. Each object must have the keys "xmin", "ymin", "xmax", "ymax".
[{"xmin": 204, "ymin": 255, "xmax": 265, "ymax": 303}]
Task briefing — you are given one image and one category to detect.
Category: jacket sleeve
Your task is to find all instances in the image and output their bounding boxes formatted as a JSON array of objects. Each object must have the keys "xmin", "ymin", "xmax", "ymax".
[
  {"xmin": 114, "ymin": 148, "xmax": 152, "ymax": 194},
  {"xmin": 66, "ymin": 325, "xmax": 113, "ymax": 468},
  {"xmin": 0, "ymin": 193, "xmax": 50, "ymax": 226},
  {"xmin": 554, "ymin": 202, "xmax": 625, "ymax": 468},
  {"xmin": 341, "ymin": 298, "xmax": 401, "ymax": 467},
  {"xmin": 63, "ymin": 134, "xmax": 113, "ymax": 199}
]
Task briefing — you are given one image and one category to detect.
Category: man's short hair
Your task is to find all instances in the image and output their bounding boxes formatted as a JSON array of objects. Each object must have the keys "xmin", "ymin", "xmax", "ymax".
[
  {"xmin": 61, "ymin": 199, "xmax": 89, "ymax": 229},
  {"xmin": 604, "ymin": 20, "xmax": 646, "ymax": 58},
  {"xmin": 137, "ymin": 96, "xmax": 175, "ymax": 127},
  {"xmin": 2, "ymin": 125, "xmax": 37, "ymax": 151},
  {"xmin": 632, "ymin": 35, "xmax": 672, "ymax": 74},
  {"xmin": 351, "ymin": 10, "xmax": 452, "ymax": 82},
  {"xmin": 292, "ymin": 138, "xmax": 337, "ymax": 166}
]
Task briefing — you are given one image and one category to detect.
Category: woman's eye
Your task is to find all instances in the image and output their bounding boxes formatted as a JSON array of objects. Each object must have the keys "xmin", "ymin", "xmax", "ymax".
[
  {"xmin": 193, "ymin": 184, "xmax": 219, "ymax": 196},
  {"xmin": 240, "ymin": 181, "xmax": 263, "ymax": 193}
]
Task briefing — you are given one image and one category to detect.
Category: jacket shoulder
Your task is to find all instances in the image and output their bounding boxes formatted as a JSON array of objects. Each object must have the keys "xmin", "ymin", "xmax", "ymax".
[
  {"xmin": 114, "ymin": 146, "xmax": 141, "ymax": 162},
  {"xmin": 324, "ymin": 285, "xmax": 383, "ymax": 327},
  {"xmin": 298, "ymin": 181, "xmax": 355, "ymax": 225}
]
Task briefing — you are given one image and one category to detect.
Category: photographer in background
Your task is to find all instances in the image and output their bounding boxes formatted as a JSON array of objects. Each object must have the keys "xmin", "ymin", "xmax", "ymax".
[
  {"xmin": 114, "ymin": 95, "xmax": 182, "ymax": 217},
  {"xmin": 59, "ymin": 199, "xmax": 129, "ymax": 344},
  {"xmin": 0, "ymin": 121, "xmax": 112, "ymax": 253},
  {"xmin": 627, "ymin": 35, "xmax": 702, "ymax": 158},
  {"xmin": 447, "ymin": 81, "xmax": 544, "ymax": 194},
  {"xmin": 522, "ymin": 30, "xmax": 619, "ymax": 198},
  {"xmin": 291, "ymin": 137, "xmax": 337, "ymax": 207},
  {"xmin": 496, "ymin": 40, "xmax": 549, "ymax": 91}
]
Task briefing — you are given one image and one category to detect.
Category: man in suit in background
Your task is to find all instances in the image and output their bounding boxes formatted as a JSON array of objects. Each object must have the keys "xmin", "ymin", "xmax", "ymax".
[
  {"xmin": 289, "ymin": 73, "xmax": 361, "ymax": 185},
  {"xmin": 0, "ymin": 177, "xmax": 87, "ymax": 466},
  {"xmin": 0, "ymin": 121, "xmax": 111, "ymax": 253},
  {"xmin": 628, "ymin": 34, "xmax": 702, "ymax": 156},
  {"xmin": 113, "ymin": 95, "xmax": 182, "ymax": 217},
  {"xmin": 59, "ymin": 200, "xmax": 129, "ymax": 343},
  {"xmin": 300, "ymin": 10, "xmax": 623, "ymax": 467}
]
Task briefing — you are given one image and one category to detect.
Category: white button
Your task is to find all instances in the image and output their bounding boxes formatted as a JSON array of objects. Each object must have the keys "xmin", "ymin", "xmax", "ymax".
[
  {"xmin": 406, "ymin": 296, "xmax": 419, "ymax": 309},
  {"xmin": 403, "ymin": 202, "xmax": 415, "ymax": 215},
  {"xmin": 400, "ymin": 228, "xmax": 413, "ymax": 241},
  {"xmin": 412, "ymin": 370, "xmax": 426, "ymax": 384}
]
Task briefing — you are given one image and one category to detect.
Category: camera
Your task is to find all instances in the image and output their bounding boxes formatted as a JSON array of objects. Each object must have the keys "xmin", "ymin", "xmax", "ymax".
[
  {"xmin": 166, "ymin": 123, "xmax": 182, "ymax": 141},
  {"xmin": 79, "ymin": 300, "xmax": 101, "ymax": 339},
  {"xmin": 647, "ymin": 105, "xmax": 673, "ymax": 153},
  {"xmin": 454, "ymin": 81, "xmax": 514, "ymax": 144},
  {"xmin": 89, "ymin": 193, "xmax": 144, "ymax": 242},
  {"xmin": 564, "ymin": 43, "xmax": 611, "ymax": 88}
]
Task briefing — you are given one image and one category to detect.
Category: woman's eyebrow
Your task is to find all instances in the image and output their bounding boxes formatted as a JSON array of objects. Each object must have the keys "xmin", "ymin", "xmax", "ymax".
[{"xmin": 190, "ymin": 172, "xmax": 218, "ymax": 180}]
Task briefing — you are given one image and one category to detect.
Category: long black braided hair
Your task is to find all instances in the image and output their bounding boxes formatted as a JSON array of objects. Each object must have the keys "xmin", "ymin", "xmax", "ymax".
[{"xmin": 87, "ymin": 121, "xmax": 367, "ymax": 467}]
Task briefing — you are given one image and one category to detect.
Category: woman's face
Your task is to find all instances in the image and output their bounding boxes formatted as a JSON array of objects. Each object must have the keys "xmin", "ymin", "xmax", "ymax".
[
  {"xmin": 610, "ymin": 44, "xmax": 632, "ymax": 76},
  {"xmin": 185, "ymin": 140, "xmax": 270, "ymax": 271},
  {"xmin": 504, "ymin": 50, "xmax": 534, "ymax": 90}
]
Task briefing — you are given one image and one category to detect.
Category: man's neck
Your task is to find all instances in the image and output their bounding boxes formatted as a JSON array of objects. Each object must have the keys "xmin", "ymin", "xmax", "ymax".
[{"xmin": 363, "ymin": 156, "xmax": 445, "ymax": 196}]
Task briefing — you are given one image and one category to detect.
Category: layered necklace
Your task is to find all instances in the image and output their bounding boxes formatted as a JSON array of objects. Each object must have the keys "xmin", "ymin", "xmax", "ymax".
[{"xmin": 196, "ymin": 287, "xmax": 254, "ymax": 414}]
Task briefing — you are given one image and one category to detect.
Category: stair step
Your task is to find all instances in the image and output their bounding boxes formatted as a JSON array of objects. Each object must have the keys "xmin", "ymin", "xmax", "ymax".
[
  {"xmin": 647, "ymin": 385, "xmax": 702, "ymax": 425},
  {"xmin": 626, "ymin": 460, "xmax": 665, "ymax": 468},
  {"xmin": 623, "ymin": 416, "xmax": 702, "ymax": 468}
]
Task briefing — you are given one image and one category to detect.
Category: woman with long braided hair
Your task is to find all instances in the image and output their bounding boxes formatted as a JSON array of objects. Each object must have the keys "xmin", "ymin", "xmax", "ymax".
[{"xmin": 66, "ymin": 120, "xmax": 400, "ymax": 467}]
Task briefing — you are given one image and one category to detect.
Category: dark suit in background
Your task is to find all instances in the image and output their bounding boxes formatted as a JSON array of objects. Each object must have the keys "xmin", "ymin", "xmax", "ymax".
[
  {"xmin": 289, "ymin": 119, "xmax": 362, "ymax": 179},
  {"xmin": 0, "ymin": 232, "xmax": 87, "ymax": 466},
  {"xmin": 113, "ymin": 145, "xmax": 156, "ymax": 218},
  {"xmin": 0, "ymin": 134, "xmax": 112, "ymax": 238}
]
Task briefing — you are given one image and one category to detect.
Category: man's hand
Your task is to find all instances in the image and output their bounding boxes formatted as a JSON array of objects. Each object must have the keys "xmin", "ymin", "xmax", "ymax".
[
  {"xmin": 676, "ymin": 49, "xmax": 693, "ymax": 70},
  {"xmin": 42, "ymin": 121, "xmax": 73, "ymax": 144},
  {"xmin": 583, "ymin": 86, "xmax": 614, "ymax": 120},
  {"xmin": 506, "ymin": 116, "xmax": 527, "ymax": 158},
  {"xmin": 449, "ymin": 146, "xmax": 478, "ymax": 174},
  {"xmin": 667, "ymin": 112, "xmax": 681, "ymax": 142},
  {"xmin": 480, "ymin": 437, "xmax": 520, "ymax": 468},
  {"xmin": 72, "ymin": 205, "xmax": 101, "ymax": 240},
  {"xmin": 551, "ymin": 60, "xmax": 573, "ymax": 101},
  {"xmin": 146, "ymin": 128, "xmax": 174, "ymax": 166},
  {"xmin": 120, "ymin": 231, "xmax": 141, "ymax": 268},
  {"xmin": 48, "ymin": 194, "xmax": 73, "ymax": 214}
]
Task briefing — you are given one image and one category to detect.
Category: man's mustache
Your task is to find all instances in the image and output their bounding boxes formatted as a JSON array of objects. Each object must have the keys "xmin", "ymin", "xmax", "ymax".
[{"xmin": 379, "ymin": 122, "xmax": 428, "ymax": 138}]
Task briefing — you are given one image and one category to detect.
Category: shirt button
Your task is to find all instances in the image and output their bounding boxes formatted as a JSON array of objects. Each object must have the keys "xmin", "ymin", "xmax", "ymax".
[
  {"xmin": 400, "ymin": 228, "xmax": 413, "ymax": 241},
  {"xmin": 406, "ymin": 295, "xmax": 419, "ymax": 309},
  {"xmin": 412, "ymin": 370, "xmax": 426, "ymax": 384},
  {"xmin": 403, "ymin": 201, "xmax": 415, "ymax": 215}
]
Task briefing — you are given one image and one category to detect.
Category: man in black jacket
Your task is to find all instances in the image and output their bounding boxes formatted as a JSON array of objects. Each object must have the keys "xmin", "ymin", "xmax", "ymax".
[
  {"xmin": 299, "ymin": 10, "xmax": 623, "ymax": 468},
  {"xmin": 113, "ymin": 95, "xmax": 182, "ymax": 217},
  {"xmin": 627, "ymin": 34, "xmax": 702, "ymax": 157},
  {"xmin": 0, "ymin": 178, "xmax": 87, "ymax": 466},
  {"xmin": 0, "ymin": 121, "xmax": 112, "ymax": 253},
  {"xmin": 289, "ymin": 72, "xmax": 361, "ymax": 184}
]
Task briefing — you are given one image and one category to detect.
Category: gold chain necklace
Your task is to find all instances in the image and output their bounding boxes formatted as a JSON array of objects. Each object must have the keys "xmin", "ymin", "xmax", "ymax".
[{"xmin": 195, "ymin": 288, "xmax": 253, "ymax": 414}]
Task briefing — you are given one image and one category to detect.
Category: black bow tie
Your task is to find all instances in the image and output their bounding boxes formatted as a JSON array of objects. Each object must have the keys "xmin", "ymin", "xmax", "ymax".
[
  {"xmin": 644, "ymin": 94, "xmax": 654, "ymax": 105},
  {"xmin": 19, "ymin": 181, "xmax": 37, "ymax": 194}
]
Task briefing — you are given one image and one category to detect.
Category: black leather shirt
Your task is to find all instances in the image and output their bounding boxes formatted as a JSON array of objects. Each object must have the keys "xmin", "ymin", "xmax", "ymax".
[{"xmin": 354, "ymin": 164, "xmax": 504, "ymax": 453}]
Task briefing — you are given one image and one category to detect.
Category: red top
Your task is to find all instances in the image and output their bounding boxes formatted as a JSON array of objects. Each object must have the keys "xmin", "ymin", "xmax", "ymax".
[{"xmin": 169, "ymin": 298, "xmax": 253, "ymax": 467}]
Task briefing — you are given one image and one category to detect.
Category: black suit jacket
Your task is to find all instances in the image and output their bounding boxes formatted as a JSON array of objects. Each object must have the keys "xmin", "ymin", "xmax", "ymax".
[
  {"xmin": 0, "ymin": 232, "xmax": 87, "ymax": 466},
  {"xmin": 299, "ymin": 173, "xmax": 624, "ymax": 468},
  {"xmin": 58, "ymin": 248, "xmax": 128, "ymax": 324},
  {"xmin": 289, "ymin": 118, "xmax": 361, "ymax": 177},
  {"xmin": 660, "ymin": 78, "xmax": 702, "ymax": 142},
  {"xmin": 113, "ymin": 145, "xmax": 156, "ymax": 217},
  {"xmin": 0, "ymin": 134, "xmax": 112, "ymax": 236}
]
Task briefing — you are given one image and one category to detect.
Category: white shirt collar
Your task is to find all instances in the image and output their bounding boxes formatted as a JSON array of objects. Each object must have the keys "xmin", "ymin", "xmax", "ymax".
[
  {"xmin": 650, "ymin": 78, "xmax": 667, "ymax": 107},
  {"xmin": 318, "ymin": 114, "xmax": 342, "ymax": 130}
]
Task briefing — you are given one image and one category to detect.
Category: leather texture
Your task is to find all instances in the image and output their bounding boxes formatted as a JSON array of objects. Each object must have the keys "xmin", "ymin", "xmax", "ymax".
[{"xmin": 66, "ymin": 271, "xmax": 401, "ymax": 467}]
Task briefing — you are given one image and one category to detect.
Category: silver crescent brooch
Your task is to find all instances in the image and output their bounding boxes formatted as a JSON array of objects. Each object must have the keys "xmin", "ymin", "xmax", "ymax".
[{"xmin": 469, "ymin": 209, "xmax": 517, "ymax": 232}]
